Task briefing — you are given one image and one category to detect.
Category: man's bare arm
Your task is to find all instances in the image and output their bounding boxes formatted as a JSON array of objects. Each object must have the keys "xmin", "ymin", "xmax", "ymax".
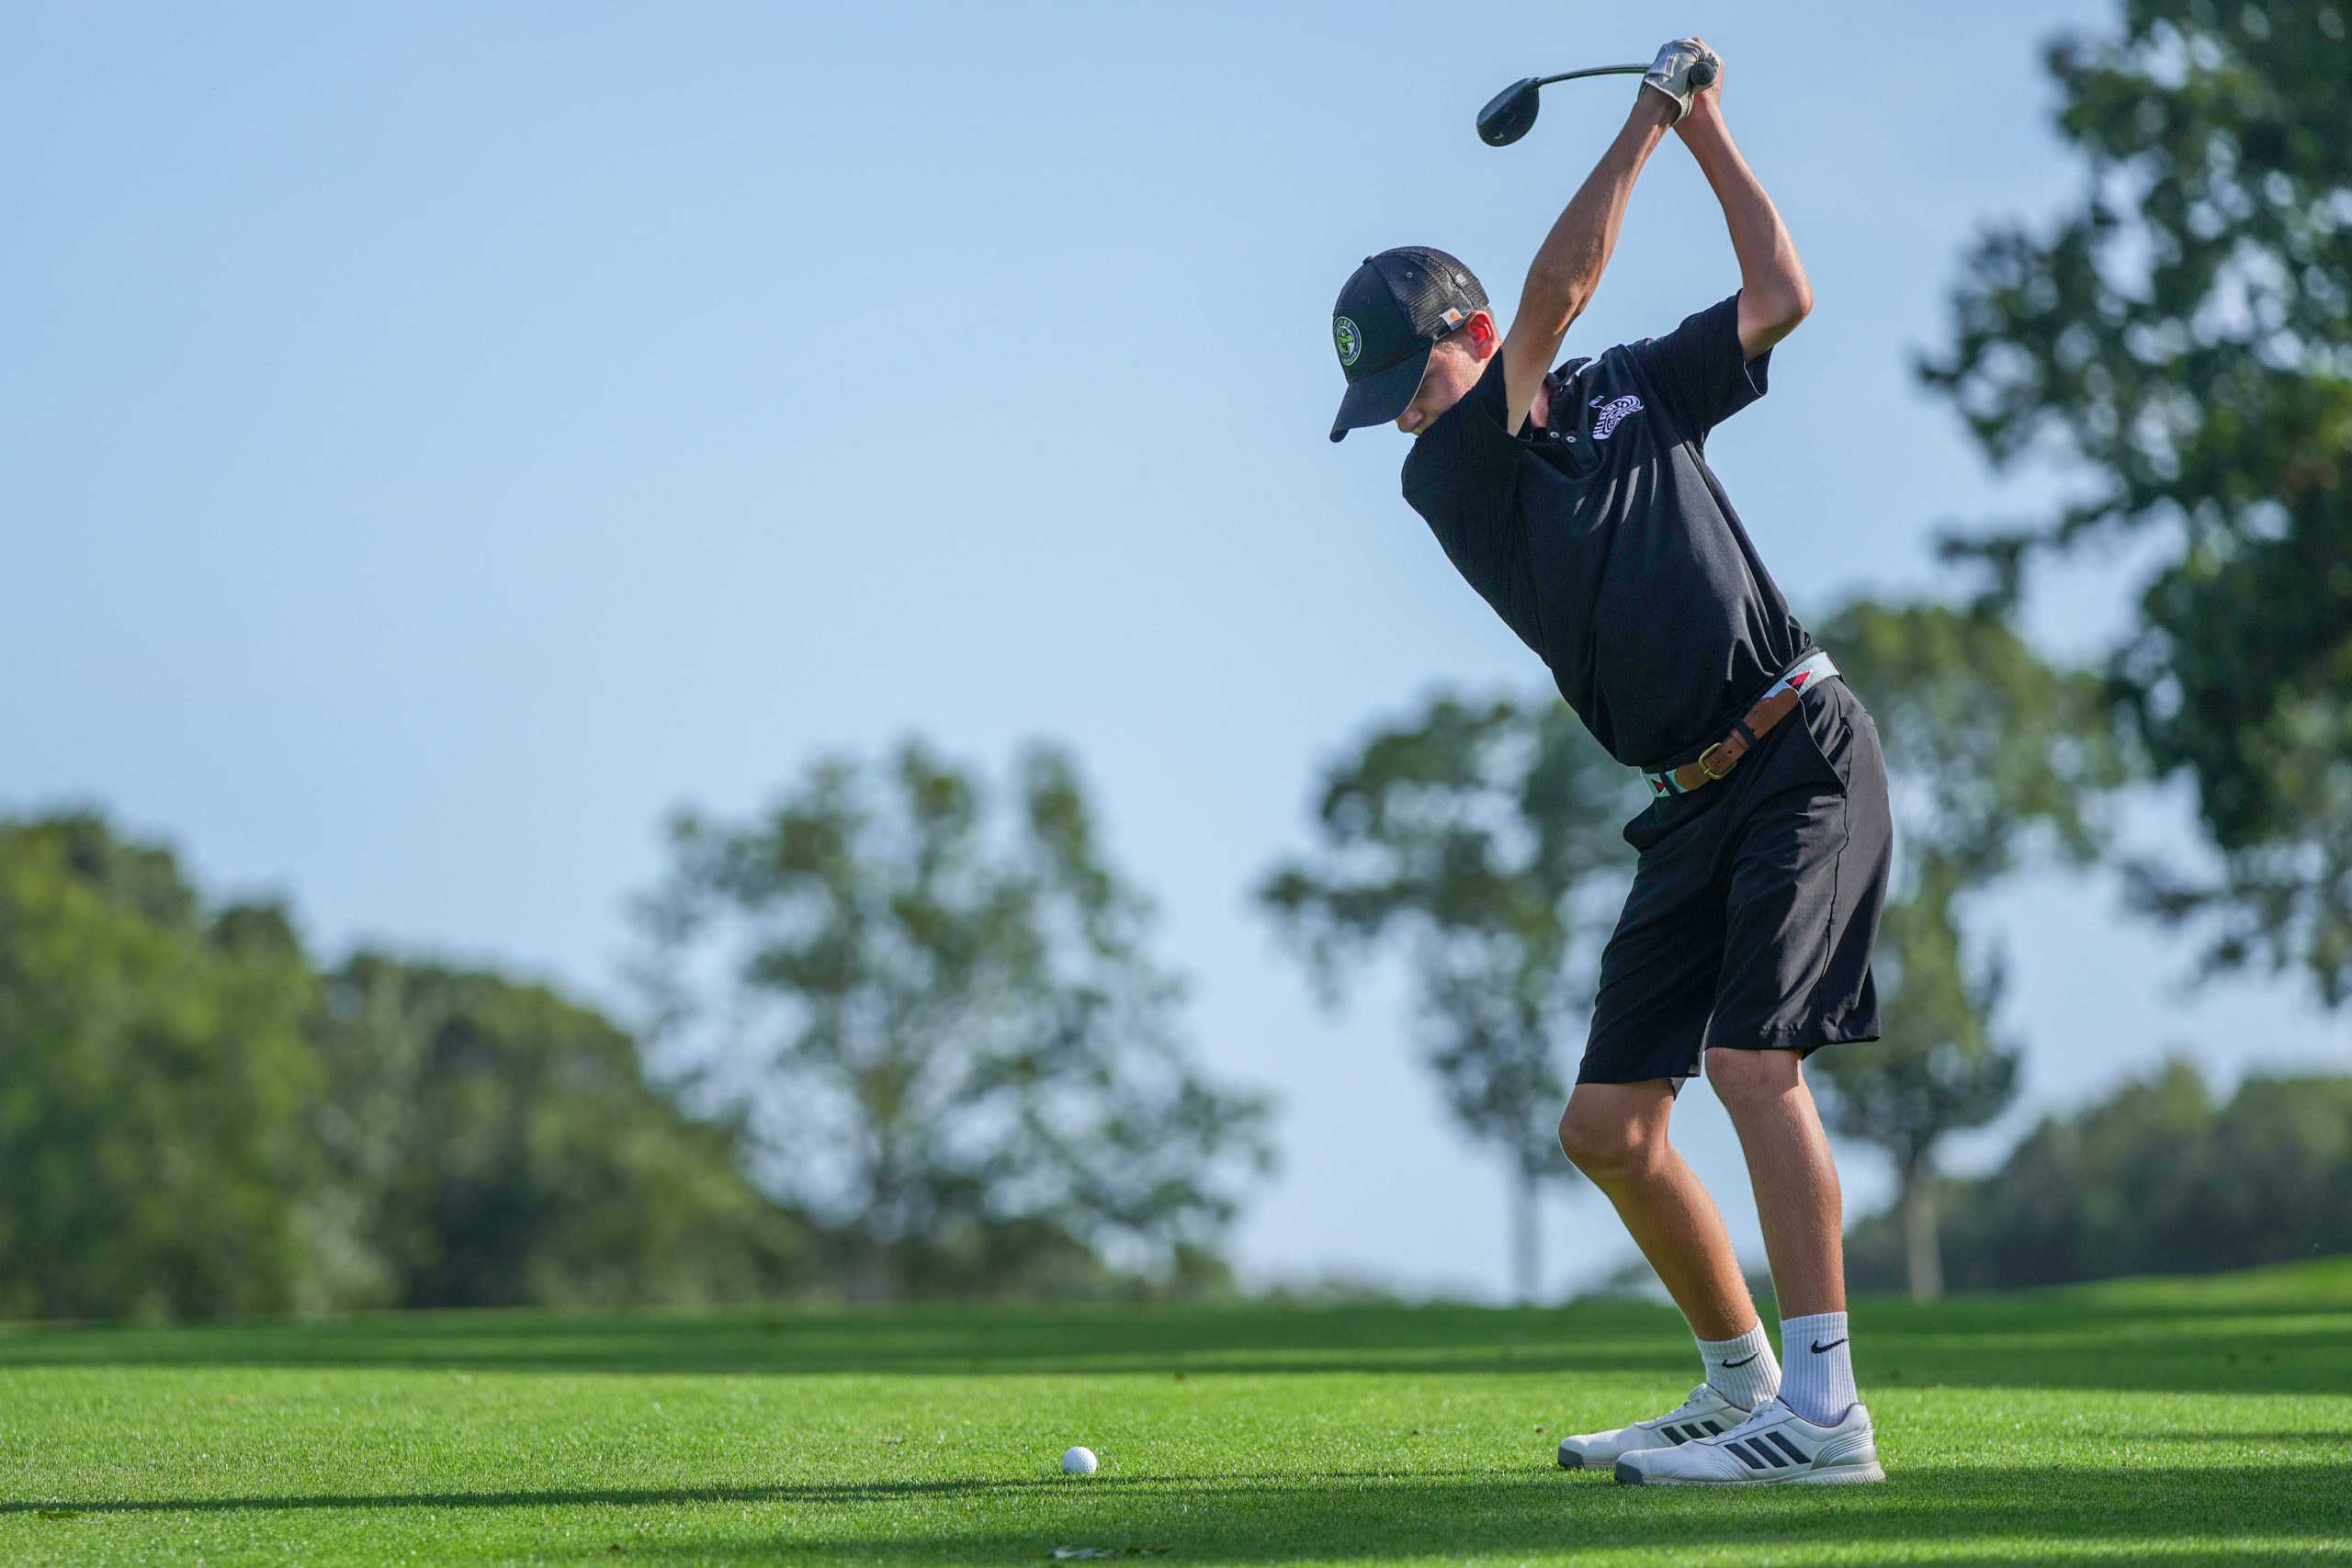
[
  {"xmin": 1500, "ymin": 92, "xmax": 1678, "ymax": 434},
  {"xmin": 1674, "ymin": 63, "xmax": 1811, "ymax": 359}
]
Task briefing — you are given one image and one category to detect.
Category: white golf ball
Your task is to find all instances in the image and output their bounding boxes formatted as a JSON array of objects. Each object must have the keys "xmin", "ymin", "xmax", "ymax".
[{"xmin": 1061, "ymin": 1446, "xmax": 1099, "ymax": 1476}]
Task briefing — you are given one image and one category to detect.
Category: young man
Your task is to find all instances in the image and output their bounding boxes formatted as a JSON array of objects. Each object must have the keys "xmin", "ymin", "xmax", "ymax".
[{"xmin": 1327, "ymin": 41, "xmax": 1892, "ymax": 1486}]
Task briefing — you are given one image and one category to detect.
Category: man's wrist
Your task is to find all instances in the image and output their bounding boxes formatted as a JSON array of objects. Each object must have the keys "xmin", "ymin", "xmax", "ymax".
[
  {"xmin": 1675, "ymin": 96, "xmax": 1728, "ymax": 142},
  {"xmin": 1627, "ymin": 87, "xmax": 1679, "ymax": 138},
  {"xmin": 1632, "ymin": 85, "xmax": 1679, "ymax": 128}
]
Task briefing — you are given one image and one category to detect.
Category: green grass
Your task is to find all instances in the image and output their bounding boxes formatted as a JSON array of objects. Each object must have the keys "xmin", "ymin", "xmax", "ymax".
[{"xmin": 3, "ymin": 1258, "xmax": 2349, "ymax": 1565}]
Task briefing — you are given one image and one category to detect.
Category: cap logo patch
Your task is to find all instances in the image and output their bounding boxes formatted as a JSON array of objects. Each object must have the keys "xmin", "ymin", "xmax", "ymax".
[{"xmin": 1334, "ymin": 316, "xmax": 1363, "ymax": 367}]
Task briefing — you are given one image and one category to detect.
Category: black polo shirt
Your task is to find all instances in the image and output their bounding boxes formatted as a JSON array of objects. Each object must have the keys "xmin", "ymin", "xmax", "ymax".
[{"xmin": 1399, "ymin": 293, "xmax": 1815, "ymax": 771}]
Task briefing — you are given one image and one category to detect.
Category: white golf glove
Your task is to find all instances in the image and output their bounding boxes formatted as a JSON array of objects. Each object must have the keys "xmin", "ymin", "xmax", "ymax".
[{"xmin": 1642, "ymin": 38, "xmax": 1720, "ymax": 123}]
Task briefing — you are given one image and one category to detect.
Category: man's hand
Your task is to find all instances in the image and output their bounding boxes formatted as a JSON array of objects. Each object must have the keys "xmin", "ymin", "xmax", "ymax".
[
  {"xmin": 1641, "ymin": 38, "xmax": 1722, "ymax": 125},
  {"xmin": 1675, "ymin": 39, "xmax": 1729, "ymax": 135}
]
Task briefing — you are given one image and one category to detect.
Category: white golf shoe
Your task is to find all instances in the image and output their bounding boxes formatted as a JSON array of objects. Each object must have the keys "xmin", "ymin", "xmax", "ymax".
[
  {"xmin": 1611, "ymin": 1397, "xmax": 1884, "ymax": 1485},
  {"xmin": 1555, "ymin": 1384, "xmax": 1753, "ymax": 1471}
]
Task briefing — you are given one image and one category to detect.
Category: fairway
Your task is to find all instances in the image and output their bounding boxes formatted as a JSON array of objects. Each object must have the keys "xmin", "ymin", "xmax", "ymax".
[{"xmin": 3, "ymin": 1263, "xmax": 2348, "ymax": 1566}]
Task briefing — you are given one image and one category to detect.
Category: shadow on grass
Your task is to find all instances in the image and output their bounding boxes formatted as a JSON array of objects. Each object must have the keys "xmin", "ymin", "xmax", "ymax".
[
  {"xmin": 2, "ymin": 1293, "xmax": 2349, "ymax": 1394},
  {"xmin": 10, "ymin": 1464, "xmax": 2350, "ymax": 1562}
]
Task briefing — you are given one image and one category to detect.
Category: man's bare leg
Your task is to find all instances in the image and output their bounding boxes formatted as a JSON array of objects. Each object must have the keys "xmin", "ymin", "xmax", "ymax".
[
  {"xmin": 1703, "ymin": 1048, "xmax": 1844, "ymax": 1316},
  {"xmin": 1550, "ymin": 1076, "xmax": 1790, "ymax": 1469},
  {"xmin": 1557, "ymin": 1079, "xmax": 1754, "ymax": 1339},
  {"xmin": 1704, "ymin": 1045, "xmax": 1860, "ymax": 1427}
]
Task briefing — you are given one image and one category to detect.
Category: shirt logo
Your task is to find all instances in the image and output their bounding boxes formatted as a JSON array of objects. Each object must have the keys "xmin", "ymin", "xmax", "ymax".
[
  {"xmin": 1334, "ymin": 316, "xmax": 1363, "ymax": 367},
  {"xmin": 1589, "ymin": 393, "xmax": 1644, "ymax": 440}
]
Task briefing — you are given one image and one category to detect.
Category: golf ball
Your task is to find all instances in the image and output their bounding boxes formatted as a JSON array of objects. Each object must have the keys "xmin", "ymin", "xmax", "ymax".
[{"xmin": 1061, "ymin": 1446, "xmax": 1099, "ymax": 1476}]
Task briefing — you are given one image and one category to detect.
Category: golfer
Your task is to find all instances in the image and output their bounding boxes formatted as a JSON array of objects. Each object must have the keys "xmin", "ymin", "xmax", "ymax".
[{"xmin": 1328, "ymin": 40, "xmax": 1890, "ymax": 1486}]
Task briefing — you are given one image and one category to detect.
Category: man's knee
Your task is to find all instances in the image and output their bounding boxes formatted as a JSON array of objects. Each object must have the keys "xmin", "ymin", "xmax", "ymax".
[
  {"xmin": 1557, "ymin": 1086, "xmax": 1671, "ymax": 1182},
  {"xmin": 1704, "ymin": 1045, "xmax": 1804, "ymax": 1111}
]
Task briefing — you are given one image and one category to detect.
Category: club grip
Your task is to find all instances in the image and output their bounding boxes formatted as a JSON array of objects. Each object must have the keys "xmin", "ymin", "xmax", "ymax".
[{"xmin": 1687, "ymin": 57, "xmax": 1718, "ymax": 90}]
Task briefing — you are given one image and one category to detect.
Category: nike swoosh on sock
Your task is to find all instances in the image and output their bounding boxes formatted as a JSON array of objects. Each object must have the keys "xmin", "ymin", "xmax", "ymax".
[
  {"xmin": 1810, "ymin": 1338, "xmax": 1849, "ymax": 1354},
  {"xmin": 1722, "ymin": 1353, "xmax": 1758, "ymax": 1368}
]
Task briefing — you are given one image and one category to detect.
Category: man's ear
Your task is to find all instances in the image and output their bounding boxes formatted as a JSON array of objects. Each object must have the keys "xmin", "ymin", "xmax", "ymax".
[{"xmin": 1467, "ymin": 309, "xmax": 1500, "ymax": 358}]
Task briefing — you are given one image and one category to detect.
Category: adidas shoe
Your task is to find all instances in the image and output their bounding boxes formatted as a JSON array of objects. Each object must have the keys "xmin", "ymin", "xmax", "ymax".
[
  {"xmin": 1612, "ymin": 1398, "xmax": 1884, "ymax": 1486},
  {"xmin": 1555, "ymin": 1384, "xmax": 1753, "ymax": 1471}
]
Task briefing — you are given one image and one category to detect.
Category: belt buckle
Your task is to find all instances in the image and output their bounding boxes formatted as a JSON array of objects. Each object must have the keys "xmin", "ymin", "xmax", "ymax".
[{"xmin": 1695, "ymin": 741, "xmax": 1734, "ymax": 781}]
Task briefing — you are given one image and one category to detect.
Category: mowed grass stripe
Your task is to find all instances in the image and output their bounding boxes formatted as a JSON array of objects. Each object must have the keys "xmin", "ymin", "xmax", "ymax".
[{"xmin": 1, "ymin": 1259, "xmax": 2347, "ymax": 1564}]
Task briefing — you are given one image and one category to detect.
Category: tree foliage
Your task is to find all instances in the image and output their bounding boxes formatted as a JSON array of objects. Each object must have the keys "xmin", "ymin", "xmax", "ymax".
[
  {"xmin": 1924, "ymin": 0, "xmax": 2352, "ymax": 998},
  {"xmin": 313, "ymin": 956, "xmax": 815, "ymax": 1309},
  {"xmin": 0, "ymin": 816, "xmax": 320, "ymax": 1319},
  {"xmin": 1848, "ymin": 1060, "xmax": 2352, "ymax": 1288},
  {"xmin": 0, "ymin": 812, "xmax": 811, "ymax": 1320},
  {"xmin": 1257, "ymin": 695, "xmax": 1638, "ymax": 1303},
  {"xmin": 1813, "ymin": 601, "xmax": 2123, "ymax": 1298},
  {"xmin": 637, "ymin": 739, "xmax": 1272, "ymax": 1302}
]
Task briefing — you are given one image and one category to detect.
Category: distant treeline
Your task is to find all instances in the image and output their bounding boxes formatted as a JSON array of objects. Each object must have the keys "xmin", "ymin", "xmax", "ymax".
[
  {"xmin": 1847, "ymin": 1063, "xmax": 2352, "ymax": 1292},
  {"xmin": 0, "ymin": 813, "xmax": 1234, "ymax": 1320},
  {"xmin": 0, "ymin": 813, "xmax": 808, "ymax": 1319}
]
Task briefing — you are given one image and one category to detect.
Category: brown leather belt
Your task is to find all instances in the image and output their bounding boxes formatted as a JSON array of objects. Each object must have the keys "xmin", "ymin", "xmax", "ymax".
[{"xmin": 1643, "ymin": 650, "xmax": 1840, "ymax": 799}]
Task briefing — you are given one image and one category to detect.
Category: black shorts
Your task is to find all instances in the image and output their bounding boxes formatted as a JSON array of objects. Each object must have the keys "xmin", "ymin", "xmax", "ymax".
[{"xmin": 1578, "ymin": 678, "xmax": 1892, "ymax": 1086}]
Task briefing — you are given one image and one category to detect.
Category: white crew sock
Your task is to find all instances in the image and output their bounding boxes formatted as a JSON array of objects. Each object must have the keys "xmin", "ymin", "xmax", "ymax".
[
  {"xmin": 1695, "ymin": 1321, "xmax": 1779, "ymax": 1410},
  {"xmin": 1777, "ymin": 1310, "xmax": 1859, "ymax": 1424}
]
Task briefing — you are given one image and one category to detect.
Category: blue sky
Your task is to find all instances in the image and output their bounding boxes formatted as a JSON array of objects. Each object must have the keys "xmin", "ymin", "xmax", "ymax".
[{"xmin": 4, "ymin": 0, "xmax": 2342, "ymax": 1299}]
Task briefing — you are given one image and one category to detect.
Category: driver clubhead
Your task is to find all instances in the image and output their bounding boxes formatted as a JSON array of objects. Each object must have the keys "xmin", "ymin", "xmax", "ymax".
[{"xmin": 1476, "ymin": 78, "xmax": 1541, "ymax": 146}]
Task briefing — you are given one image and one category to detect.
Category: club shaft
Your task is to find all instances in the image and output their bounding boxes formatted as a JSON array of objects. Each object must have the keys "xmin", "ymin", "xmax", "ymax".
[{"xmin": 1531, "ymin": 64, "xmax": 1650, "ymax": 87}]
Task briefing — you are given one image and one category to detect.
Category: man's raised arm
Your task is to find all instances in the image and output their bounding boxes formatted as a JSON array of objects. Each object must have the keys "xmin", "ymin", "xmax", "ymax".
[
  {"xmin": 1672, "ymin": 55, "xmax": 1812, "ymax": 360},
  {"xmin": 1499, "ymin": 92, "xmax": 1679, "ymax": 434}
]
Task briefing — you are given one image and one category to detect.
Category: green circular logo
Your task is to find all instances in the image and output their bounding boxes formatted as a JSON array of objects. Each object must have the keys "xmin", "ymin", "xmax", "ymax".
[{"xmin": 1334, "ymin": 316, "xmax": 1363, "ymax": 367}]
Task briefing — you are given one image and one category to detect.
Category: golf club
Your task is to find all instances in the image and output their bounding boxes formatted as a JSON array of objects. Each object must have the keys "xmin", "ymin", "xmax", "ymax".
[{"xmin": 1476, "ymin": 57, "xmax": 1718, "ymax": 146}]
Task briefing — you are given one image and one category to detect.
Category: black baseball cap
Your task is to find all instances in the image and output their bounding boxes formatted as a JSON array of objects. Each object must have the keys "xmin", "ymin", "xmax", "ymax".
[{"xmin": 1329, "ymin": 246, "xmax": 1490, "ymax": 442}]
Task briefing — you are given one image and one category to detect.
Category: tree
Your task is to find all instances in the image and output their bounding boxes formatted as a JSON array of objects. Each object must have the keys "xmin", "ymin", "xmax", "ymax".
[
  {"xmin": 1257, "ymin": 695, "xmax": 1637, "ymax": 1303},
  {"xmin": 0, "ymin": 815, "xmax": 324, "ymax": 1320},
  {"xmin": 635, "ymin": 739, "xmax": 1272, "ymax": 1301},
  {"xmin": 0, "ymin": 809, "xmax": 823, "ymax": 1320},
  {"xmin": 312, "ymin": 955, "xmax": 817, "ymax": 1309},
  {"xmin": 1819, "ymin": 858, "xmax": 2018, "ymax": 1302},
  {"xmin": 1923, "ymin": 0, "xmax": 2352, "ymax": 1000},
  {"xmin": 1847, "ymin": 1060, "xmax": 2352, "ymax": 1289},
  {"xmin": 1813, "ymin": 600, "xmax": 2122, "ymax": 1299}
]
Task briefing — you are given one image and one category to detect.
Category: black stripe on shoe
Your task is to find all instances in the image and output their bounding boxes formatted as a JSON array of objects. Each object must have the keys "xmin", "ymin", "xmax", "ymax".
[
  {"xmin": 1765, "ymin": 1431, "xmax": 1812, "ymax": 1464},
  {"xmin": 1750, "ymin": 1440, "xmax": 1790, "ymax": 1468},
  {"xmin": 1661, "ymin": 1427, "xmax": 1688, "ymax": 1445},
  {"xmin": 1700, "ymin": 1420, "xmax": 1724, "ymax": 1435},
  {"xmin": 1724, "ymin": 1442, "xmax": 1769, "ymax": 1470}
]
